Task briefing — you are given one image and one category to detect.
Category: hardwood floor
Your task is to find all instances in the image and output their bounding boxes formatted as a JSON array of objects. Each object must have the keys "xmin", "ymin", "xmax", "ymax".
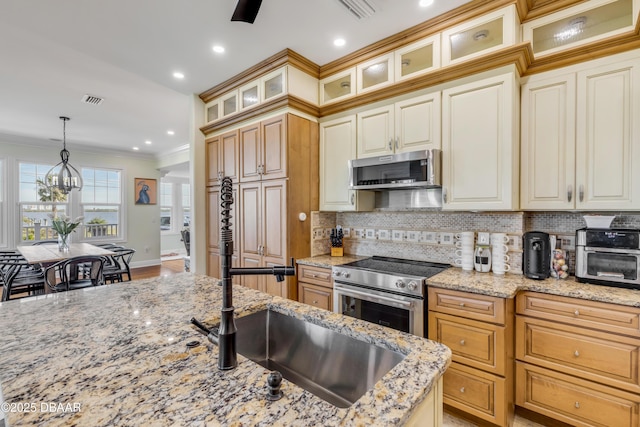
[{"xmin": 131, "ymin": 259, "xmax": 186, "ymax": 280}]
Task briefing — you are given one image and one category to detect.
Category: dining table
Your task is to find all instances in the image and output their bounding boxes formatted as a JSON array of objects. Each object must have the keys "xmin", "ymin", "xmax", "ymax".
[{"xmin": 16, "ymin": 243, "xmax": 115, "ymax": 265}]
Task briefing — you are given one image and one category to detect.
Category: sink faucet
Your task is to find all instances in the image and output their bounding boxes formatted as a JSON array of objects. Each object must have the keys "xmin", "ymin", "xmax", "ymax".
[{"xmin": 216, "ymin": 176, "xmax": 296, "ymax": 370}]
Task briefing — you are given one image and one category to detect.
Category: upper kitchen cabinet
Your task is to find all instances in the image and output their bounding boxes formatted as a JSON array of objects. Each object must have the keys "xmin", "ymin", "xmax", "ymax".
[
  {"xmin": 319, "ymin": 115, "xmax": 374, "ymax": 212},
  {"xmin": 261, "ymin": 67, "xmax": 286, "ymax": 101},
  {"xmin": 357, "ymin": 53, "xmax": 394, "ymax": 94},
  {"xmin": 394, "ymin": 35, "xmax": 441, "ymax": 82},
  {"xmin": 522, "ymin": 0, "xmax": 638, "ymax": 58},
  {"xmin": 521, "ymin": 52, "xmax": 640, "ymax": 210},
  {"xmin": 319, "ymin": 68, "xmax": 356, "ymax": 106},
  {"xmin": 206, "ymin": 129, "xmax": 239, "ymax": 186},
  {"xmin": 239, "ymin": 115, "xmax": 287, "ymax": 182},
  {"xmin": 442, "ymin": 69, "xmax": 519, "ymax": 211},
  {"xmin": 356, "ymin": 92, "xmax": 441, "ymax": 158},
  {"xmin": 221, "ymin": 91, "xmax": 238, "ymax": 118},
  {"xmin": 442, "ymin": 5, "xmax": 519, "ymax": 66}
]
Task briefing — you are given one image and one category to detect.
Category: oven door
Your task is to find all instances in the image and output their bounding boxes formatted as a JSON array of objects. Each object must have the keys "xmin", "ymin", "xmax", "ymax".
[{"xmin": 333, "ymin": 282, "xmax": 424, "ymax": 337}]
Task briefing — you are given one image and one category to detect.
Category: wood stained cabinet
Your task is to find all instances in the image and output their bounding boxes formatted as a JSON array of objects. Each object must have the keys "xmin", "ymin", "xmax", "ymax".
[
  {"xmin": 206, "ymin": 185, "xmax": 239, "ymax": 280},
  {"xmin": 239, "ymin": 115, "xmax": 287, "ymax": 182},
  {"xmin": 297, "ymin": 264, "xmax": 333, "ymax": 311},
  {"xmin": 428, "ymin": 287, "xmax": 514, "ymax": 426},
  {"xmin": 515, "ymin": 291, "xmax": 640, "ymax": 426},
  {"xmin": 206, "ymin": 129, "xmax": 239, "ymax": 185}
]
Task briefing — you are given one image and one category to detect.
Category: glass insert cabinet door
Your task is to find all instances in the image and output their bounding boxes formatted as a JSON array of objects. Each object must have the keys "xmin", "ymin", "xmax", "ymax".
[
  {"xmin": 320, "ymin": 68, "xmax": 356, "ymax": 105},
  {"xmin": 357, "ymin": 53, "xmax": 394, "ymax": 94},
  {"xmin": 395, "ymin": 35, "xmax": 441, "ymax": 81},
  {"xmin": 261, "ymin": 67, "xmax": 287, "ymax": 101},
  {"xmin": 522, "ymin": 0, "xmax": 636, "ymax": 57}
]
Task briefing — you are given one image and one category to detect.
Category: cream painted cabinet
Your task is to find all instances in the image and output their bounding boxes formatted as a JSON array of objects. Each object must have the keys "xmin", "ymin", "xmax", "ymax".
[
  {"xmin": 319, "ymin": 115, "xmax": 374, "ymax": 211},
  {"xmin": 442, "ymin": 71, "xmax": 519, "ymax": 210},
  {"xmin": 356, "ymin": 93, "xmax": 441, "ymax": 158},
  {"xmin": 521, "ymin": 55, "xmax": 640, "ymax": 210}
]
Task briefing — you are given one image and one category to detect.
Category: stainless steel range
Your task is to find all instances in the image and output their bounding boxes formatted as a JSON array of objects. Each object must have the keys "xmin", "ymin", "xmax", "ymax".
[{"xmin": 332, "ymin": 256, "xmax": 449, "ymax": 337}]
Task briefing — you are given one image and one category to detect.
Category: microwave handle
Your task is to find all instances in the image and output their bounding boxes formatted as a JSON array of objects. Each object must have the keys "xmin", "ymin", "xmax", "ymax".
[{"xmin": 597, "ymin": 271, "xmax": 625, "ymax": 279}]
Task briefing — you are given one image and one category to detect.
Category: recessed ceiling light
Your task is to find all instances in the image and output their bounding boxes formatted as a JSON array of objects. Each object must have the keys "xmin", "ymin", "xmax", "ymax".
[
  {"xmin": 145, "ymin": 140, "xmax": 152, "ymax": 145},
  {"xmin": 173, "ymin": 72, "xmax": 185, "ymax": 79},
  {"xmin": 133, "ymin": 147, "xmax": 140, "ymax": 151},
  {"xmin": 212, "ymin": 45, "xmax": 225, "ymax": 53},
  {"xmin": 167, "ymin": 130, "xmax": 175, "ymax": 135},
  {"xmin": 334, "ymin": 38, "xmax": 346, "ymax": 47},
  {"xmin": 419, "ymin": 0, "xmax": 434, "ymax": 7}
]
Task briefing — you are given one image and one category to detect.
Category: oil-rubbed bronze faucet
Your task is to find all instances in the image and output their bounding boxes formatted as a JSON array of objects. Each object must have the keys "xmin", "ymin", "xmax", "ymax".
[{"xmin": 202, "ymin": 176, "xmax": 295, "ymax": 371}]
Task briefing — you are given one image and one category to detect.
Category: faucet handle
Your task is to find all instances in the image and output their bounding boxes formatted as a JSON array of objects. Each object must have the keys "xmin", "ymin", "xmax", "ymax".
[{"xmin": 266, "ymin": 370, "xmax": 283, "ymax": 401}]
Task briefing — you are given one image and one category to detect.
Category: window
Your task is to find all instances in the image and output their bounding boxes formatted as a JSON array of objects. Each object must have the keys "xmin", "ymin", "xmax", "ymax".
[
  {"xmin": 81, "ymin": 167, "xmax": 122, "ymax": 240},
  {"xmin": 19, "ymin": 162, "xmax": 69, "ymax": 242},
  {"xmin": 182, "ymin": 183, "xmax": 191, "ymax": 227},
  {"xmin": 160, "ymin": 182, "xmax": 173, "ymax": 231}
]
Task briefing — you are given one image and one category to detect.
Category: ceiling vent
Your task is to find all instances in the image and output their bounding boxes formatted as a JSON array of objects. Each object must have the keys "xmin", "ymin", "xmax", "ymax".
[
  {"xmin": 81, "ymin": 94, "xmax": 104, "ymax": 106},
  {"xmin": 336, "ymin": 0, "xmax": 376, "ymax": 19}
]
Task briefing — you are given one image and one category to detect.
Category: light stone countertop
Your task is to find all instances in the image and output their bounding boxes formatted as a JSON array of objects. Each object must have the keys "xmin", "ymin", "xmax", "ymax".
[
  {"xmin": 0, "ymin": 273, "xmax": 451, "ymax": 426},
  {"xmin": 297, "ymin": 254, "xmax": 368, "ymax": 268},
  {"xmin": 298, "ymin": 256, "xmax": 640, "ymax": 307}
]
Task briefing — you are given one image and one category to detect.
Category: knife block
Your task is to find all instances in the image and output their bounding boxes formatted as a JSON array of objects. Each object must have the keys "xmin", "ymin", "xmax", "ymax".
[{"xmin": 331, "ymin": 247, "xmax": 344, "ymax": 257}]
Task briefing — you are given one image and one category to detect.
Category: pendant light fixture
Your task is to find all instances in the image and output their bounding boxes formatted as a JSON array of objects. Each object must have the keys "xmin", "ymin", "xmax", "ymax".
[{"xmin": 45, "ymin": 116, "xmax": 83, "ymax": 194}]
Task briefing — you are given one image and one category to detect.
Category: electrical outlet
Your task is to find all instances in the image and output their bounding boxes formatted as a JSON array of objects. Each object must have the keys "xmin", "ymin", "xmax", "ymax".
[
  {"xmin": 559, "ymin": 235, "xmax": 576, "ymax": 251},
  {"xmin": 354, "ymin": 228, "xmax": 364, "ymax": 239},
  {"xmin": 507, "ymin": 235, "xmax": 521, "ymax": 251},
  {"xmin": 312, "ymin": 228, "xmax": 323, "ymax": 240}
]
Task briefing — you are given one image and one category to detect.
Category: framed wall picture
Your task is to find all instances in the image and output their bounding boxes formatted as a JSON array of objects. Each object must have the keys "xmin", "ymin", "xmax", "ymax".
[{"xmin": 134, "ymin": 178, "xmax": 157, "ymax": 205}]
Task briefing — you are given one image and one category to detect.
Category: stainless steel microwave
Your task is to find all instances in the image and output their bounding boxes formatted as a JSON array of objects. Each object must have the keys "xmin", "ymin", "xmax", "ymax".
[{"xmin": 348, "ymin": 149, "xmax": 441, "ymax": 191}]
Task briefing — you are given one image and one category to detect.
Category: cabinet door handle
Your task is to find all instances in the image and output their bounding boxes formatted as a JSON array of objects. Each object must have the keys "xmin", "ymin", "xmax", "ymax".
[
  {"xmin": 460, "ymin": 339, "xmax": 465, "ymax": 346},
  {"xmin": 350, "ymin": 193, "xmax": 355, "ymax": 205},
  {"xmin": 459, "ymin": 302, "xmax": 465, "ymax": 307},
  {"xmin": 574, "ymin": 350, "xmax": 580, "ymax": 357},
  {"xmin": 579, "ymin": 185, "xmax": 584, "ymax": 202},
  {"xmin": 575, "ymin": 402, "xmax": 580, "ymax": 409},
  {"xmin": 217, "ymin": 171, "xmax": 223, "ymax": 181},
  {"xmin": 443, "ymin": 188, "xmax": 448, "ymax": 204},
  {"xmin": 395, "ymin": 137, "xmax": 399, "ymax": 150},
  {"xmin": 574, "ymin": 309, "xmax": 580, "ymax": 316},
  {"xmin": 567, "ymin": 185, "xmax": 573, "ymax": 202},
  {"xmin": 460, "ymin": 387, "xmax": 465, "ymax": 393},
  {"xmin": 388, "ymin": 138, "xmax": 393, "ymax": 151}
]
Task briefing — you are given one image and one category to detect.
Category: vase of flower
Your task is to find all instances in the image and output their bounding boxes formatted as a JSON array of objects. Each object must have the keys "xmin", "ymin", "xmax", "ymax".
[
  {"xmin": 50, "ymin": 214, "xmax": 83, "ymax": 252},
  {"xmin": 58, "ymin": 233, "xmax": 70, "ymax": 252}
]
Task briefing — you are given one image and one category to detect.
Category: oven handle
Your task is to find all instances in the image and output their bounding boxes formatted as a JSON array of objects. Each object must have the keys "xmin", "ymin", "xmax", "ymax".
[
  {"xmin": 334, "ymin": 283, "xmax": 416, "ymax": 310},
  {"xmin": 596, "ymin": 271, "xmax": 625, "ymax": 278}
]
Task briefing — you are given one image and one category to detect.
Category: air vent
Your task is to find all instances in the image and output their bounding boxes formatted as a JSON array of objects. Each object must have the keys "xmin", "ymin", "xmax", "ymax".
[
  {"xmin": 81, "ymin": 94, "xmax": 104, "ymax": 106},
  {"xmin": 336, "ymin": 0, "xmax": 376, "ymax": 19}
]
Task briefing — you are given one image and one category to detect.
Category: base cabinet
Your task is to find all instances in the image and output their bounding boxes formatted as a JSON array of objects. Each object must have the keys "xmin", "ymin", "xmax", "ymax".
[
  {"xmin": 516, "ymin": 291, "xmax": 640, "ymax": 426},
  {"xmin": 297, "ymin": 264, "xmax": 333, "ymax": 310},
  {"xmin": 428, "ymin": 287, "xmax": 514, "ymax": 426}
]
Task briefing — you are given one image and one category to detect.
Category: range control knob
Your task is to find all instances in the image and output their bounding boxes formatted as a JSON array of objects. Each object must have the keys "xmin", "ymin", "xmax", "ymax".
[
  {"xmin": 395, "ymin": 280, "xmax": 406, "ymax": 289},
  {"xmin": 333, "ymin": 271, "xmax": 342, "ymax": 277},
  {"xmin": 342, "ymin": 272, "xmax": 350, "ymax": 278},
  {"xmin": 407, "ymin": 281, "xmax": 419, "ymax": 291}
]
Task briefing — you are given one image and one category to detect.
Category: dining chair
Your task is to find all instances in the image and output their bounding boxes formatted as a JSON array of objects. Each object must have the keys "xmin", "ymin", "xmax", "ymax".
[
  {"xmin": 44, "ymin": 255, "xmax": 106, "ymax": 292},
  {"xmin": 103, "ymin": 248, "xmax": 136, "ymax": 283},
  {"xmin": 0, "ymin": 258, "xmax": 45, "ymax": 301}
]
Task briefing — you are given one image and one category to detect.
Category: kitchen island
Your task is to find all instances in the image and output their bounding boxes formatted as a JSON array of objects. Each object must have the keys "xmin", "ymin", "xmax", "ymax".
[{"xmin": 0, "ymin": 273, "xmax": 451, "ymax": 426}]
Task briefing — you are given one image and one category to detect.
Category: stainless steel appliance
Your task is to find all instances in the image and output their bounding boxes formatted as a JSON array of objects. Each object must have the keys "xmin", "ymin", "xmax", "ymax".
[
  {"xmin": 348, "ymin": 149, "xmax": 441, "ymax": 191},
  {"xmin": 332, "ymin": 256, "xmax": 449, "ymax": 337},
  {"xmin": 576, "ymin": 228, "xmax": 640, "ymax": 290},
  {"xmin": 523, "ymin": 231, "xmax": 551, "ymax": 280}
]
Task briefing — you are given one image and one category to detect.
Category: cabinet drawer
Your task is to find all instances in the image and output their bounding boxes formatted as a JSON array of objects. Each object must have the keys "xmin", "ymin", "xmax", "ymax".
[
  {"xmin": 298, "ymin": 282, "xmax": 332, "ymax": 311},
  {"xmin": 429, "ymin": 312, "xmax": 505, "ymax": 375},
  {"xmin": 297, "ymin": 265, "xmax": 332, "ymax": 287},
  {"xmin": 516, "ymin": 316, "xmax": 640, "ymax": 393},
  {"xmin": 517, "ymin": 291, "xmax": 640, "ymax": 338},
  {"xmin": 443, "ymin": 362, "xmax": 506, "ymax": 425},
  {"xmin": 516, "ymin": 362, "xmax": 640, "ymax": 427},
  {"xmin": 428, "ymin": 287, "xmax": 507, "ymax": 324}
]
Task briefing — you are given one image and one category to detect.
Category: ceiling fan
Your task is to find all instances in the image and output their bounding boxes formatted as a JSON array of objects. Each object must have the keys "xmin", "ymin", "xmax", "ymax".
[{"xmin": 231, "ymin": 0, "xmax": 264, "ymax": 24}]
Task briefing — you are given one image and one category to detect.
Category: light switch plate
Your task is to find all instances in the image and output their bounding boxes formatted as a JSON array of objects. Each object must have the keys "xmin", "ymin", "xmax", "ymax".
[
  {"xmin": 477, "ymin": 232, "xmax": 490, "ymax": 245},
  {"xmin": 439, "ymin": 232, "xmax": 454, "ymax": 245},
  {"xmin": 392, "ymin": 230, "xmax": 404, "ymax": 241}
]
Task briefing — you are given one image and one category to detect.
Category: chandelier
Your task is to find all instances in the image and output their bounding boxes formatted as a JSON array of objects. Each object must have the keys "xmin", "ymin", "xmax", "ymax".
[{"xmin": 45, "ymin": 116, "xmax": 83, "ymax": 194}]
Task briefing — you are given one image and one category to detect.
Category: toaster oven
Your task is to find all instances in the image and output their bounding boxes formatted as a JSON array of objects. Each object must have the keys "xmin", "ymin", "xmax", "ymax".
[{"xmin": 575, "ymin": 228, "xmax": 640, "ymax": 290}]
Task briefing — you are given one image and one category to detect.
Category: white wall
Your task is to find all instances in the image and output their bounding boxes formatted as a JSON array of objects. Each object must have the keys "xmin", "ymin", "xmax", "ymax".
[{"xmin": 0, "ymin": 140, "xmax": 162, "ymax": 267}]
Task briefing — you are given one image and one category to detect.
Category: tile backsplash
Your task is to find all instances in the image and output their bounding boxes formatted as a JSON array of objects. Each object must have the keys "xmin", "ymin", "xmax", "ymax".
[{"xmin": 311, "ymin": 210, "xmax": 640, "ymax": 275}]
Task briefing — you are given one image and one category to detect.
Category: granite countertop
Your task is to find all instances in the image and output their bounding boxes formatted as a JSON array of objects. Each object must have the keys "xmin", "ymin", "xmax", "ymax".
[
  {"xmin": 429, "ymin": 268, "xmax": 640, "ymax": 307},
  {"xmin": 0, "ymin": 274, "xmax": 451, "ymax": 426},
  {"xmin": 297, "ymin": 254, "xmax": 368, "ymax": 268}
]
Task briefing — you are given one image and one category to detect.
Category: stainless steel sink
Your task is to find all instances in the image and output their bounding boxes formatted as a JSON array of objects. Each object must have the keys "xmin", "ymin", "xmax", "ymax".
[{"xmin": 233, "ymin": 309, "xmax": 405, "ymax": 408}]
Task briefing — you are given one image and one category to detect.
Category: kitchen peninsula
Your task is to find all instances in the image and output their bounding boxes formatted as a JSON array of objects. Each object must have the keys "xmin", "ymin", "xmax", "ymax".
[{"xmin": 0, "ymin": 274, "xmax": 451, "ymax": 426}]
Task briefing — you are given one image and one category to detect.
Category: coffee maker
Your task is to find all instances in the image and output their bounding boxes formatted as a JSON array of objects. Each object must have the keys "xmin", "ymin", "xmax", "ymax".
[{"xmin": 523, "ymin": 232, "xmax": 551, "ymax": 280}]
